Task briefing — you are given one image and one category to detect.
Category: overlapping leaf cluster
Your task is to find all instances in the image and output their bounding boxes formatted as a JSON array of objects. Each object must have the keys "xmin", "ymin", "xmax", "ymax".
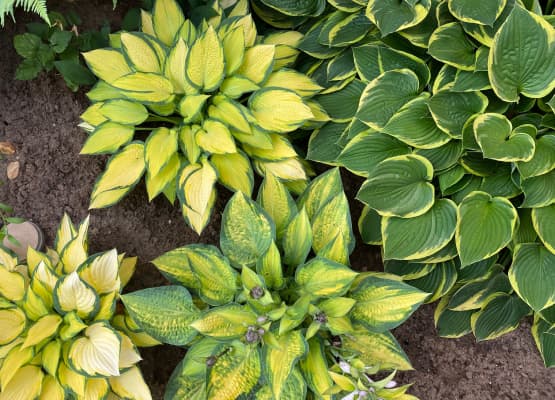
[
  {"xmin": 0, "ymin": 215, "xmax": 154, "ymax": 399},
  {"xmin": 254, "ymin": 1, "xmax": 555, "ymax": 365},
  {"xmin": 79, "ymin": 0, "xmax": 327, "ymax": 234},
  {"xmin": 121, "ymin": 169, "xmax": 425, "ymax": 399}
]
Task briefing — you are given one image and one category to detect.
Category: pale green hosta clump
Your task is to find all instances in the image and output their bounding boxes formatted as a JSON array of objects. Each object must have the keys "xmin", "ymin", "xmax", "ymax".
[
  {"xmin": 0, "ymin": 215, "xmax": 153, "ymax": 400},
  {"xmin": 121, "ymin": 169, "xmax": 425, "ymax": 399},
  {"xmin": 79, "ymin": 0, "xmax": 327, "ymax": 235}
]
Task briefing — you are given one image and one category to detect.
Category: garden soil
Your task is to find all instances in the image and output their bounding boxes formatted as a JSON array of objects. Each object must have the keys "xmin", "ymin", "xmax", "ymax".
[{"xmin": 1, "ymin": 2, "xmax": 554, "ymax": 399}]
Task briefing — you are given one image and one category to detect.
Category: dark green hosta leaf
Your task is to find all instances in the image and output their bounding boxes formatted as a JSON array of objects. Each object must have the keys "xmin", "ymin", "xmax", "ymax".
[
  {"xmin": 448, "ymin": 269, "xmax": 511, "ymax": 311},
  {"xmin": 428, "ymin": 22, "xmax": 476, "ymax": 70},
  {"xmin": 472, "ymin": 294, "xmax": 530, "ymax": 341},
  {"xmin": 337, "ymin": 132, "xmax": 411, "ymax": 177},
  {"xmin": 382, "ymin": 199, "xmax": 457, "ymax": 261},
  {"xmin": 221, "ymin": 192, "xmax": 275, "ymax": 268},
  {"xmin": 320, "ymin": 11, "xmax": 373, "ymax": 47},
  {"xmin": 489, "ymin": 5, "xmax": 555, "ymax": 102},
  {"xmin": 407, "ymin": 260, "xmax": 458, "ymax": 303},
  {"xmin": 479, "ymin": 167, "xmax": 521, "ymax": 198},
  {"xmin": 452, "ymin": 69, "xmax": 491, "ymax": 92},
  {"xmin": 353, "ymin": 44, "xmax": 430, "ymax": 89},
  {"xmin": 316, "ymin": 80, "xmax": 365, "ymax": 121},
  {"xmin": 121, "ymin": 286, "xmax": 200, "ymax": 346},
  {"xmin": 383, "ymin": 94, "xmax": 451, "ymax": 149},
  {"xmin": 516, "ymin": 134, "xmax": 555, "ymax": 179},
  {"xmin": 533, "ymin": 205, "xmax": 555, "ymax": 254},
  {"xmin": 257, "ymin": 0, "xmax": 326, "ymax": 16},
  {"xmin": 532, "ymin": 317, "xmax": 555, "ymax": 367},
  {"xmin": 366, "ymin": 0, "xmax": 432, "ymax": 37},
  {"xmin": 509, "ymin": 244, "xmax": 555, "ymax": 312},
  {"xmin": 358, "ymin": 206, "xmax": 383, "ymax": 245},
  {"xmin": 474, "ymin": 113, "xmax": 536, "ymax": 162},
  {"xmin": 521, "ymin": 169, "xmax": 555, "ymax": 208},
  {"xmin": 448, "ymin": 0, "xmax": 506, "ymax": 26},
  {"xmin": 355, "ymin": 69, "xmax": 420, "ymax": 131},
  {"xmin": 357, "ymin": 154, "xmax": 435, "ymax": 218},
  {"xmin": 435, "ymin": 303, "xmax": 473, "ymax": 338},
  {"xmin": 350, "ymin": 276, "xmax": 428, "ymax": 332},
  {"xmin": 428, "ymin": 90, "xmax": 488, "ymax": 138},
  {"xmin": 414, "ymin": 140, "xmax": 463, "ymax": 171},
  {"xmin": 456, "ymin": 191, "xmax": 517, "ymax": 266},
  {"xmin": 384, "ymin": 260, "xmax": 436, "ymax": 280},
  {"xmin": 307, "ymin": 122, "xmax": 347, "ymax": 164}
]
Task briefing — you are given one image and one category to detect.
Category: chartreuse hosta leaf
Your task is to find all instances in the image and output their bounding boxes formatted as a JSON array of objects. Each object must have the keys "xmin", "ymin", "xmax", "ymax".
[
  {"xmin": 489, "ymin": 5, "xmax": 555, "ymax": 102},
  {"xmin": 0, "ymin": 215, "xmax": 152, "ymax": 399},
  {"xmin": 123, "ymin": 171, "xmax": 422, "ymax": 398},
  {"xmin": 81, "ymin": 0, "xmax": 322, "ymax": 235}
]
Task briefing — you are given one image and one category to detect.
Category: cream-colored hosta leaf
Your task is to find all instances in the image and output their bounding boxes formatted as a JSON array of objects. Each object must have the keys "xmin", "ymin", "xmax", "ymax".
[
  {"xmin": 79, "ymin": 249, "xmax": 120, "ymax": 295},
  {"xmin": 83, "ymin": 49, "xmax": 132, "ymax": 83},
  {"xmin": 152, "ymin": 0, "xmax": 185, "ymax": 46},
  {"xmin": 0, "ymin": 365, "xmax": 43, "ymax": 400},
  {"xmin": 0, "ymin": 308, "xmax": 26, "ymax": 345},
  {"xmin": 0, "ymin": 344, "xmax": 34, "ymax": 389},
  {"xmin": 41, "ymin": 339, "xmax": 61, "ymax": 376},
  {"xmin": 83, "ymin": 378, "xmax": 110, "ymax": 400},
  {"xmin": 58, "ymin": 361, "xmax": 86, "ymax": 397},
  {"xmin": 109, "ymin": 366, "xmax": 152, "ymax": 400},
  {"xmin": 0, "ymin": 247, "xmax": 18, "ymax": 271},
  {"xmin": 54, "ymin": 272, "xmax": 98, "ymax": 319},
  {"xmin": 90, "ymin": 143, "xmax": 146, "ymax": 209},
  {"xmin": 33, "ymin": 260, "xmax": 58, "ymax": 292},
  {"xmin": 119, "ymin": 256, "xmax": 137, "ymax": 289},
  {"xmin": 119, "ymin": 333, "xmax": 142, "ymax": 369},
  {"xmin": 264, "ymin": 69, "xmax": 322, "ymax": 97},
  {"xmin": 22, "ymin": 314, "xmax": 62, "ymax": 349},
  {"xmin": 69, "ymin": 323, "xmax": 121, "ymax": 377},
  {"xmin": 120, "ymin": 32, "xmax": 161, "ymax": 73},
  {"xmin": 25, "ymin": 249, "xmax": 49, "ymax": 278},
  {"xmin": 39, "ymin": 375, "xmax": 65, "ymax": 400},
  {"xmin": 186, "ymin": 26, "xmax": 225, "ymax": 92},
  {"xmin": 60, "ymin": 215, "xmax": 89, "ymax": 273},
  {"xmin": 0, "ymin": 267, "xmax": 25, "ymax": 302},
  {"xmin": 55, "ymin": 213, "xmax": 76, "ymax": 254},
  {"xmin": 197, "ymin": 119, "xmax": 237, "ymax": 154},
  {"xmin": 236, "ymin": 44, "xmax": 275, "ymax": 84},
  {"xmin": 255, "ymin": 158, "xmax": 307, "ymax": 182},
  {"xmin": 222, "ymin": 27, "xmax": 245, "ymax": 76},
  {"xmin": 211, "ymin": 151, "xmax": 253, "ymax": 195},
  {"xmin": 250, "ymin": 88, "xmax": 313, "ymax": 133}
]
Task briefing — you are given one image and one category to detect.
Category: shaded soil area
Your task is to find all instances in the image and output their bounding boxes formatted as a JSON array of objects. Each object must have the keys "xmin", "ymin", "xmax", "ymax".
[{"xmin": 1, "ymin": 2, "xmax": 554, "ymax": 398}]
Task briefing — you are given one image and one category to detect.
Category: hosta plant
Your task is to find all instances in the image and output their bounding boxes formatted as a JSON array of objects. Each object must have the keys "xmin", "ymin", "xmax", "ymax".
[
  {"xmin": 122, "ymin": 169, "xmax": 425, "ymax": 399},
  {"xmin": 0, "ymin": 215, "xmax": 152, "ymax": 399},
  {"xmin": 302, "ymin": 1, "xmax": 555, "ymax": 366},
  {"xmin": 79, "ymin": 0, "xmax": 325, "ymax": 234}
]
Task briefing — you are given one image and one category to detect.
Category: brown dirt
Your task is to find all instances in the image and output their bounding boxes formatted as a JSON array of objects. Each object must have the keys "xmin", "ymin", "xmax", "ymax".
[{"xmin": 1, "ymin": 2, "xmax": 554, "ymax": 399}]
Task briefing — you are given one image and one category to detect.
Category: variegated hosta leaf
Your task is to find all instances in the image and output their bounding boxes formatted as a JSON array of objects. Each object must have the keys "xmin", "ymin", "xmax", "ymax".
[
  {"xmin": 296, "ymin": 257, "xmax": 357, "ymax": 298},
  {"xmin": 297, "ymin": 168, "xmax": 343, "ymax": 221},
  {"xmin": 109, "ymin": 366, "xmax": 152, "ymax": 400},
  {"xmin": 532, "ymin": 205, "xmax": 555, "ymax": 253},
  {"xmin": 78, "ymin": 249, "xmax": 120, "ymax": 295},
  {"xmin": 456, "ymin": 191, "xmax": 518, "ymax": 266},
  {"xmin": 69, "ymin": 322, "xmax": 121, "ymax": 377},
  {"xmin": 190, "ymin": 305, "xmax": 257, "ymax": 339},
  {"xmin": 472, "ymin": 294, "xmax": 530, "ymax": 341},
  {"xmin": 111, "ymin": 72, "xmax": 174, "ymax": 104},
  {"xmin": 54, "ymin": 271, "xmax": 98, "ymax": 319},
  {"xmin": 342, "ymin": 330, "xmax": 413, "ymax": 371},
  {"xmin": 509, "ymin": 244, "xmax": 555, "ymax": 312},
  {"xmin": 350, "ymin": 276, "xmax": 428, "ymax": 332},
  {"xmin": 474, "ymin": 113, "xmax": 535, "ymax": 162},
  {"xmin": 22, "ymin": 314, "xmax": 62, "ymax": 349},
  {"xmin": 299, "ymin": 338, "xmax": 333, "ymax": 399},
  {"xmin": 447, "ymin": 0, "xmax": 506, "ymax": 26},
  {"xmin": 311, "ymin": 192, "xmax": 354, "ymax": 255},
  {"xmin": 282, "ymin": 208, "xmax": 312, "ymax": 267},
  {"xmin": 0, "ymin": 365, "xmax": 43, "ymax": 400},
  {"xmin": 82, "ymin": 49, "xmax": 132, "ymax": 84},
  {"xmin": 532, "ymin": 316, "xmax": 555, "ymax": 368},
  {"xmin": 264, "ymin": 330, "xmax": 307, "ymax": 400},
  {"xmin": 60, "ymin": 216, "xmax": 89, "ymax": 274},
  {"xmin": 121, "ymin": 286, "xmax": 200, "ymax": 346},
  {"xmin": 489, "ymin": 5, "xmax": 555, "ymax": 102},
  {"xmin": 0, "ymin": 308, "xmax": 26, "ymax": 345},
  {"xmin": 382, "ymin": 199, "xmax": 457, "ymax": 261},
  {"xmin": 220, "ymin": 192, "xmax": 275, "ymax": 268},
  {"xmin": 428, "ymin": 22, "xmax": 476, "ymax": 71},
  {"xmin": 366, "ymin": 0, "xmax": 432, "ymax": 37},
  {"xmin": 357, "ymin": 154, "xmax": 435, "ymax": 218},
  {"xmin": 80, "ymin": 122, "xmax": 135, "ymax": 155},
  {"xmin": 257, "ymin": 171, "xmax": 298, "ymax": 239},
  {"xmin": 211, "ymin": 152, "xmax": 254, "ymax": 196},
  {"xmin": 207, "ymin": 343, "xmax": 261, "ymax": 399},
  {"xmin": 0, "ymin": 266, "xmax": 25, "ymax": 302},
  {"xmin": 516, "ymin": 134, "xmax": 555, "ymax": 179}
]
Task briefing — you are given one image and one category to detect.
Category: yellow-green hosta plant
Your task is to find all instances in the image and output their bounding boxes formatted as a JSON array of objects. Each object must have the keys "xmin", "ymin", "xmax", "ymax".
[
  {"xmin": 0, "ymin": 215, "xmax": 152, "ymax": 399},
  {"xmin": 121, "ymin": 169, "xmax": 426, "ymax": 399},
  {"xmin": 300, "ymin": 1, "xmax": 555, "ymax": 366},
  {"xmin": 79, "ymin": 0, "xmax": 326, "ymax": 234}
]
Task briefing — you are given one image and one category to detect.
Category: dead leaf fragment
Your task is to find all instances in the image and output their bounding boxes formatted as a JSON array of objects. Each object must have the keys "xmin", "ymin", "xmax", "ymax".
[
  {"xmin": 0, "ymin": 141, "xmax": 16, "ymax": 155},
  {"xmin": 7, "ymin": 161, "xmax": 20, "ymax": 180}
]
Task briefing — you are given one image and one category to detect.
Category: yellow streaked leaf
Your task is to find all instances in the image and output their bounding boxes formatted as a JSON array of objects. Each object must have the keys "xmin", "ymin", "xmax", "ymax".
[
  {"xmin": 250, "ymin": 88, "xmax": 313, "ymax": 133},
  {"xmin": 90, "ymin": 142, "xmax": 146, "ymax": 209},
  {"xmin": 121, "ymin": 32, "xmax": 161, "ymax": 73},
  {"xmin": 0, "ymin": 267, "xmax": 25, "ymax": 302},
  {"xmin": 69, "ymin": 323, "xmax": 121, "ymax": 377},
  {"xmin": 21, "ymin": 286, "xmax": 49, "ymax": 321},
  {"xmin": 222, "ymin": 27, "xmax": 245, "ymax": 75},
  {"xmin": 264, "ymin": 69, "xmax": 322, "ymax": 97},
  {"xmin": 208, "ymin": 96, "xmax": 252, "ymax": 134},
  {"xmin": 54, "ymin": 272, "xmax": 98, "ymax": 319},
  {"xmin": 186, "ymin": 26, "xmax": 225, "ymax": 92},
  {"xmin": 152, "ymin": 0, "xmax": 185, "ymax": 46},
  {"xmin": 178, "ymin": 94, "xmax": 209, "ymax": 122},
  {"xmin": 80, "ymin": 122, "xmax": 135, "ymax": 155},
  {"xmin": 145, "ymin": 127, "xmax": 178, "ymax": 177},
  {"xmin": 55, "ymin": 213, "xmax": 76, "ymax": 254},
  {"xmin": 41, "ymin": 340, "xmax": 61, "ymax": 376},
  {"xmin": 165, "ymin": 38, "xmax": 193, "ymax": 94},
  {"xmin": 83, "ymin": 378, "xmax": 110, "ymax": 400},
  {"xmin": 119, "ymin": 333, "xmax": 142, "ymax": 369},
  {"xmin": 112, "ymin": 73, "xmax": 174, "ymax": 104},
  {"xmin": 197, "ymin": 119, "xmax": 237, "ymax": 154},
  {"xmin": 255, "ymin": 158, "xmax": 307, "ymax": 182},
  {"xmin": 99, "ymin": 100, "xmax": 148, "ymax": 125},
  {"xmin": 179, "ymin": 125, "xmax": 202, "ymax": 163},
  {"xmin": 146, "ymin": 153, "xmax": 181, "ymax": 201},
  {"xmin": 39, "ymin": 375, "xmax": 64, "ymax": 400},
  {"xmin": 22, "ymin": 314, "xmax": 62, "ymax": 349},
  {"xmin": 244, "ymin": 134, "xmax": 297, "ymax": 161},
  {"xmin": 58, "ymin": 361, "xmax": 85, "ymax": 397},
  {"xmin": 236, "ymin": 44, "xmax": 275, "ymax": 84},
  {"xmin": 221, "ymin": 75, "xmax": 260, "ymax": 98},
  {"xmin": 0, "ymin": 308, "xmax": 26, "ymax": 345},
  {"xmin": 300, "ymin": 338, "xmax": 333, "ymax": 399},
  {"xmin": 0, "ymin": 344, "xmax": 34, "ymax": 389},
  {"xmin": 81, "ymin": 103, "xmax": 107, "ymax": 126},
  {"xmin": 60, "ymin": 216, "xmax": 89, "ymax": 273},
  {"xmin": 118, "ymin": 256, "xmax": 137, "ymax": 289},
  {"xmin": 211, "ymin": 152, "xmax": 253, "ymax": 195},
  {"xmin": 83, "ymin": 49, "xmax": 132, "ymax": 83},
  {"xmin": 296, "ymin": 258, "xmax": 357, "ymax": 298},
  {"xmin": 140, "ymin": 10, "xmax": 154, "ymax": 36},
  {"xmin": 0, "ymin": 365, "xmax": 43, "ymax": 400},
  {"xmin": 109, "ymin": 366, "xmax": 152, "ymax": 400}
]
